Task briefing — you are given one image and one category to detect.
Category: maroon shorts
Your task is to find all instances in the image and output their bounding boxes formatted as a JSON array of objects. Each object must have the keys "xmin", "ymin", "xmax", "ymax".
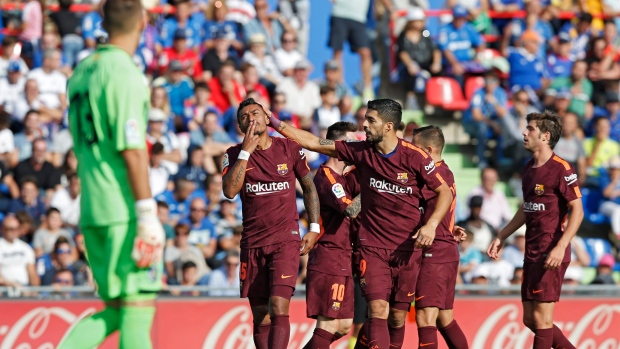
[
  {"xmin": 415, "ymin": 261, "xmax": 458, "ymax": 310},
  {"xmin": 521, "ymin": 261, "xmax": 569, "ymax": 302},
  {"xmin": 306, "ymin": 269, "xmax": 354, "ymax": 319},
  {"xmin": 357, "ymin": 246, "xmax": 422, "ymax": 306},
  {"xmin": 240, "ymin": 240, "xmax": 300, "ymax": 300}
]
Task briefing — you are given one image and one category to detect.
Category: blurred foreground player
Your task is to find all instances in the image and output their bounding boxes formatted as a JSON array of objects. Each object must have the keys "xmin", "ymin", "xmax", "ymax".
[
  {"xmin": 266, "ymin": 99, "xmax": 452, "ymax": 349},
  {"xmin": 412, "ymin": 126, "xmax": 468, "ymax": 349},
  {"xmin": 222, "ymin": 98, "xmax": 320, "ymax": 349},
  {"xmin": 303, "ymin": 121, "xmax": 361, "ymax": 349},
  {"xmin": 61, "ymin": 0, "xmax": 165, "ymax": 348},
  {"xmin": 488, "ymin": 111, "xmax": 583, "ymax": 349}
]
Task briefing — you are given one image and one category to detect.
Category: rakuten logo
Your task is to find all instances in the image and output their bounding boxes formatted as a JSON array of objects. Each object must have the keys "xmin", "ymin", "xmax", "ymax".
[
  {"xmin": 369, "ymin": 178, "xmax": 413, "ymax": 195},
  {"xmin": 523, "ymin": 201, "xmax": 545, "ymax": 212},
  {"xmin": 246, "ymin": 182, "xmax": 290, "ymax": 195},
  {"xmin": 564, "ymin": 173, "xmax": 578, "ymax": 185}
]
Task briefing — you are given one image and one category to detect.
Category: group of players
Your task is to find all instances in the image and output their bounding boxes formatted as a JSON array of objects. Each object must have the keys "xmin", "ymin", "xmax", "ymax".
[{"xmin": 60, "ymin": 0, "xmax": 585, "ymax": 348}]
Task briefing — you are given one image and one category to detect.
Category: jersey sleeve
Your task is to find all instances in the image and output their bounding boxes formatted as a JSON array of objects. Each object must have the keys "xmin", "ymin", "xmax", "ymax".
[
  {"xmin": 289, "ymin": 140, "xmax": 310, "ymax": 179},
  {"xmin": 221, "ymin": 146, "xmax": 239, "ymax": 176},
  {"xmin": 557, "ymin": 161, "xmax": 582, "ymax": 202},
  {"xmin": 413, "ymin": 151, "xmax": 444, "ymax": 191},
  {"xmin": 317, "ymin": 169, "xmax": 353, "ymax": 215},
  {"xmin": 334, "ymin": 140, "xmax": 365, "ymax": 166}
]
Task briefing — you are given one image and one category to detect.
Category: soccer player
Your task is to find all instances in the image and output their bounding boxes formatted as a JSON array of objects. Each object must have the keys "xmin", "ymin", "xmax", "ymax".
[
  {"xmin": 60, "ymin": 0, "xmax": 165, "ymax": 348},
  {"xmin": 412, "ymin": 126, "xmax": 469, "ymax": 349},
  {"xmin": 303, "ymin": 121, "xmax": 360, "ymax": 349},
  {"xmin": 222, "ymin": 98, "xmax": 320, "ymax": 349},
  {"xmin": 488, "ymin": 110, "xmax": 584, "ymax": 349},
  {"xmin": 266, "ymin": 99, "xmax": 453, "ymax": 349}
]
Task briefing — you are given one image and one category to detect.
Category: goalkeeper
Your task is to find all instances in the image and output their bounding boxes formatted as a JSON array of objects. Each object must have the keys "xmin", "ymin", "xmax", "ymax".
[{"xmin": 59, "ymin": 0, "xmax": 164, "ymax": 348}]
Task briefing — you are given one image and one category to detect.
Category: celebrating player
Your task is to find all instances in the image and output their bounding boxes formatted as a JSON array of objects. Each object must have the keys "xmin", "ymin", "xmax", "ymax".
[
  {"xmin": 266, "ymin": 99, "xmax": 452, "ymax": 349},
  {"xmin": 60, "ymin": 1, "xmax": 165, "ymax": 348},
  {"xmin": 487, "ymin": 111, "xmax": 584, "ymax": 349},
  {"xmin": 303, "ymin": 122, "xmax": 360, "ymax": 349},
  {"xmin": 222, "ymin": 98, "xmax": 320, "ymax": 349},
  {"xmin": 412, "ymin": 126, "xmax": 469, "ymax": 349}
]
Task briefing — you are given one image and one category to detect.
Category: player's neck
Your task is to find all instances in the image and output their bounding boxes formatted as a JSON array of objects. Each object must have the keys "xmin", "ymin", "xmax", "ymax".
[
  {"xmin": 375, "ymin": 134, "xmax": 399, "ymax": 155},
  {"xmin": 324, "ymin": 158, "xmax": 346, "ymax": 175},
  {"xmin": 532, "ymin": 147, "xmax": 554, "ymax": 167},
  {"xmin": 108, "ymin": 35, "xmax": 140, "ymax": 57},
  {"xmin": 256, "ymin": 134, "xmax": 272, "ymax": 151}
]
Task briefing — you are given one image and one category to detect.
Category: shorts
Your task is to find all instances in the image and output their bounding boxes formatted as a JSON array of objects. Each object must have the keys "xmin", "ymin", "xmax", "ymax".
[
  {"xmin": 414, "ymin": 261, "xmax": 459, "ymax": 310},
  {"xmin": 83, "ymin": 221, "xmax": 162, "ymax": 302},
  {"xmin": 353, "ymin": 275, "xmax": 368, "ymax": 324},
  {"xmin": 240, "ymin": 240, "xmax": 300, "ymax": 300},
  {"xmin": 328, "ymin": 16, "xmax": 370, "ymax": 52},
  {"xmin": 521, "ymin": 262, "xmax": 569, "ymax": 302},
  {"xmin": 357, "ymin": 246, "xmax": 421, "ymax": 307},
  {"xmin": 306, "ymin": 270, "xmax": 354, "ymax": 319}
]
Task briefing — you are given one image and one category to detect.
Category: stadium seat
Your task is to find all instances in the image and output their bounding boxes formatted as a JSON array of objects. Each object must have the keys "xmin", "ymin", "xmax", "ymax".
[
  {"xmin": 425, "ymin": 77, "xmax": 470, "ymax": 111},
  {"xmin": 583, "ymin": 238, "xmax": 613, "ymax": 267},
  {"xmin": 580, "ymin": 187, "xmax": 610, "ymax": 224},
  {"xmin": 465, "ymin": 76, "xmax": 485, "ymax": 101}
]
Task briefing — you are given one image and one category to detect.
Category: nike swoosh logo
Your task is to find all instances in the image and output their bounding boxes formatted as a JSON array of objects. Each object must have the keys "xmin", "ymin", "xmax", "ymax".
[
  {"xmin": 281, "ymin": 275, "xmax": 293, "ymax": 279},
  {"xmin": 532, "ymin": 289, "xmax": 543, "ymax": 294},
  {"xmin": 407, "ymin": 292, "xmax": 415, "ymax": 297},
  {"xmin": 246, "ymin": 167, "xmax": 254, "ymax": 172},
  {"xmin": 415, "ymin": 295, "xmax": 425, "ymax": 301},
  {"xmin": 420, "ymin": 343, "xmax": 436, "ymax": 347}
]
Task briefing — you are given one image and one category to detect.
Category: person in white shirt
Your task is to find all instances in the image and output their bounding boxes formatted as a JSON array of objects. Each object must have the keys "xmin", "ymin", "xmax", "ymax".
[
  {"xmin": 148, "ymin": 142, "xmax": 171, "ymax": 197},
  {"xmin": 207, "ymin": 249, "xmax": 240, "ymax": 296},
  {"xmin": 12, "ymin": 79, "xmax": 63, "ymax": 124},
  {"xmin": 470, "ymin": 249, "xmax": 515, "ymax": 288},
  {"xmin": 275, "ymin": 59, "xmax": 321, "ymax": 129},
  {"xmin": 26, "ymin": 49, "xmax": 67, "ymax": 113},
  {"xmin": 0, "ymin": 111, "xmax": 16, "ymax": 167},
  {"xmin": 466, "ymin": 167, "xmax": 514, "ymax": 230},
  {"xmin": 273, "ymin": 31, "xmax": 303, "ymax": 76},
  {"xmin": 0, "ymin": 216, "xmax": 40, "ymax": 289},
  {"xmin": 313, "ymin": 85, "xmax": 341, "ymax": 135},
  {"xmin": 242, "ymin": 33, "xmax": 283, "ymax": 89},
  {"xmin": 0, "ymin": 62, "xmax": 26, "ymax": 117},
  {"xmin": 146, "ymin": 108, "xmax": 182, "ymax": 175},
  {"xmin": 50, "ymin": 173, "xmax": 81, "ymax": 229},
  {"xmin": 0, "ymin": 36, "xmax": 29, "ymax": 78}
]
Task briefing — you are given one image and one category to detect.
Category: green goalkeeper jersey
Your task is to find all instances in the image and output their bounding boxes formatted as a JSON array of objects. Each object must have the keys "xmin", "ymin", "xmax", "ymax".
[{"xmin": 67, "ymin": 45, "xmax": 149, "ymax": 228}]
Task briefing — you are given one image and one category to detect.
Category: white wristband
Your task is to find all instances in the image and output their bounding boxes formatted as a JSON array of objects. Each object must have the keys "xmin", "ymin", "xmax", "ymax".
[
  {"xmin": 309, "ymin": 223, "xmax": 320, "ymax": 233},
  {"xmin": 135, "ymin": 198, "xmax": 157, "ymax": 219},
  {"xmin": 238, "ymin": 150, "xmax": 250, "ymax": 161}
]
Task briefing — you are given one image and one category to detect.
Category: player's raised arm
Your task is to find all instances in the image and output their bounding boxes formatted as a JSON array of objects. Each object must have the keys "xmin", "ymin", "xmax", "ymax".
[
  {"xmin": 222, "ymin": 121, "xmax": 260, "ymax": 198},
  {"xmin": 487, "ymin": 206, "xmax": 526, "ymax": 260}
]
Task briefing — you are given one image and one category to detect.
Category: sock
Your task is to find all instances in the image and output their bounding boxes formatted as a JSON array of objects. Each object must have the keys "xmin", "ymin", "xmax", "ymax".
[
  {"xmin": 57, "ymin": 306, "xmax": 120, "ymax": 349},
  {"xmin": 368, "ymin": 318, "xmax": 389, "ymax": 349},
  {"xmin": 439, "ymin": 320, "xmax": 469, "ymax": 349},
  {"xmin": 533, "ymin": 328, "xmax": 553, "ymax": 349},
  {"xmin": 303, "ymin": 328, "xmax": 333, "ymax": 349},
  {"xmin": 354, "ymin": 322, "xmax": 369, "ymax": 349},
  {"xmin": 349, "ymin": 336, "xmax": 358, "ymax": 349},
  {"xmin": 332, "ymin": 332, "xmax": 344, "ymax": 343},
  {"xmin": 253, "ymin": 323, "xmax": 270, "ymax": 349},
  {"xmin": 418, "ymin": 326, "xmax": 438, "ymax": 349},
  {"xmin": 119, "ymin": 306, "xmax": 155, "ymax": 349},
  {"xmin": 268, "ymin": 315, "xmax": 290, "ymax": 349},
  {"xmin": 552, "ymin": 324, "xmax": 576, "ymax": 349},
  {"xmin": 388, "ymin": 325, "xmax": 406, "ymax": 349}
]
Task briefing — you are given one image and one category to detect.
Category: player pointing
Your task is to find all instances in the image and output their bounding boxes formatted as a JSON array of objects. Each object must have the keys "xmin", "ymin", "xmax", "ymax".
[
  {"xmin": 60, "ymin": 0, "xmax": 165, "ymax": 348},
  {"xmin": 222, "ymin": 98, "xmax": 320, "ymax": 349},
  {"xmin": 266, "ymin": 99, "xmax": 452, "ymax": 349},
  {"xmin": 487, "ymin": 111, "xmax": 583, "ymax": 349}
]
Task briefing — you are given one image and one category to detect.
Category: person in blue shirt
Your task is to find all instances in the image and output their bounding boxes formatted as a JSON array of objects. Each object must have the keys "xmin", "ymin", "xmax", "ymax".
[
  {"xmin": 490, "ymin": 0, "xmax": 524, "ymax": 34},
  {"xmin": 438, "ymin": 5, "xmax": 486, "ymax": 84},
  {"xmin": 202, "ymin": 0, "xmax": 243, "ymax": 52},
  {"xmin": 559, "ymin": 12, "xmax": 593, "ymax": 61},
  {"xmin": 0, "ymin": 11, "xmax": 4, "ymax": 42},
  {"xmin": 158, "ymin": 0, "xmax": 203, "ymax": 52},
  {"xmin": 159, "ymin": 60, "xmax": 195, "ymax": 118},
  {"xmin": 9, "ymin": 178, "xmax": 46, "ymax": 226},
  {"xmin": 175, "ymin": 146, "xmax": 209, "ymax": 188},
  {"xmin": 81, "ymin": 10, "xmax": 103, "ymax": 51},
  {"xmin": 155, "ymin": 178, "xmax": 196, "ymax": 224},
  {"xmin": 178, "ymin": 197, "xmax": 217, "ymax": 262},
  {"xmin": 464, "ymin": 70, "xmax": 508, "ymax": 168},
  {"xmin": 586, "ymin": 91, "xmax": 620, "ymax": 141},
  {"xmin": 501, "ymin": 0, "xmax": 554, "ymax": 59},
  {"xmin": 506, "ymin": 30, "xmax": 551, "ymax": 94},
  {"xmin": 546, "ymin": 33, "xmax": 574, "ymax": 79}
]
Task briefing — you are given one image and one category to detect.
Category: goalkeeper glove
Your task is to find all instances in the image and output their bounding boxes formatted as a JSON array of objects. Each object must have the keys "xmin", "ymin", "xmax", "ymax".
[{"xmin": 132, "ymin": 198, "xmax": 165, "ymax": 268}]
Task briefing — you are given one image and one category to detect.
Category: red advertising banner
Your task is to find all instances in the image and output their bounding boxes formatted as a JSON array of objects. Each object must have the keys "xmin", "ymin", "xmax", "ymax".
[{"xmin": 0, "ymin": 297, "xmax": 619, "ymax": 348}]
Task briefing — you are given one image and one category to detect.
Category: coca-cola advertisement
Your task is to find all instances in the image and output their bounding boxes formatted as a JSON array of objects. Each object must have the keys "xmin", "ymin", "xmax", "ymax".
[{"xmin": 0, "ymin": 298, "xmax": 618, "ymax": 348}]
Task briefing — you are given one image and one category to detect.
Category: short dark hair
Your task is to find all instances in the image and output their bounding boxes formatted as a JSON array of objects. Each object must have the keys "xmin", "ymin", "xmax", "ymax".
[
  {"xmin": 67, "ymin": 172, "xmax": 79, "ymax": 183},
  {"xmin": 326, "ymin": 122, "xmax": 357, "ymax": 141},
  {"xmin": 319, "ymin": 85, "xmax": 335, "ymax": 96},
  {"xmin": 47, "ymin": 207, "xmax": 61, "ymax": 216},
  {"xmin": 526, "ymin": 110, "xmax": 563, "ymax": 149},
  {"xmin": 156, "ymin": 200, "xmax": 169, "ymax": 209},
  {"xmin": 0, "ymin": 110, "xmax": 10, "ymax": 129},
  {"xmin": 367, "ymin": 99, "xmax": 402, "ymax": 127},
  {"xmin": 24, "ymin": 110, "xmax": 40, "ymax": 120},
  {"xmin": 240, "ymin": 62, "xmax": 255, "ymax": 73},
  {"xmin": 151, "ymin": 142, "xmax": 165, "ymax": 155},
  {"xmin": 54, "ymin": 236, "xmax": 71, "ymax": 250},
  {"xmin": 2, "ymin": 36, "xmax": 18, "ymax": 47},
  {"xmin": 194, "ymin": 82, "xmax": 210, "ymax": 92},
  {"xmin": 219, "ymin": 60, "xmax": 237, "ymax": 72},
  {"xmin": 20, "ymin": 176, "xmax": 38, "ymax": 188},
  {"xmin": 236, "ymin": 98, "xmax": 261, "ymax": 121},
  {"xmin": 412, "ymin": 125, "xmax": 445, "ymax": 153},
  {"xmin": 102, "ymin": 0, "xmax": 144, "ymax": 36},
  {"xmin": 59, "ymin": 0, "xmax": 73, "ymax": 10},
  {"xmin": 182, "ymin": 261, "xmax": 197, "ymax": 270}
]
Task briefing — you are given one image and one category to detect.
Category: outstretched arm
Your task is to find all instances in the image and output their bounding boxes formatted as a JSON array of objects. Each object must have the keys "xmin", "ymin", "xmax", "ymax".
[
  {"xmin": 343, "ymin": 194, "xmax": 361, "ymax": 219},
  {"xmin": 299, "ymin": 172, "xmax": 320, "ymax": 255},
  {"xmin": 487, "ymin": 206, "xmax": 526, "ymax": 260}
]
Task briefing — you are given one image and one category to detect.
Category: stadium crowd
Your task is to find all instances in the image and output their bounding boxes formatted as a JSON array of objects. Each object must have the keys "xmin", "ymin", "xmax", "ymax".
[{"xmin": 0, "ymin": 0, "xmax": 619, "ymax": 298}]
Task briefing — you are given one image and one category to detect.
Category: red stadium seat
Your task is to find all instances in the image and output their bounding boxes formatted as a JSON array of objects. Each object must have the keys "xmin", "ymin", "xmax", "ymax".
[
  {"xmin": 425, "ymin": 77, "xmax": 470, "ymax": 111},
  {"xmin": 465, "ymin": 76, "xmax": 486, "ymax": 101}
]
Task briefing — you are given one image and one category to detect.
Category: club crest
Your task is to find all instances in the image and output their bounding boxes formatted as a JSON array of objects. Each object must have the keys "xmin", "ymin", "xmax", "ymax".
[
  {"xmin": 277, "ymin": 164, "xmax": 288, "ymax": 175},
  {"xmin": 535, "ymin": 184, "xmax": 544, "ymax": 196},
  {"xmin": 397, "ymin": 172, "xmax": 408, "ymax": 184},
  {"xmin": 332, "ymin": 301, "xmax": 341, "ymax": 311}
]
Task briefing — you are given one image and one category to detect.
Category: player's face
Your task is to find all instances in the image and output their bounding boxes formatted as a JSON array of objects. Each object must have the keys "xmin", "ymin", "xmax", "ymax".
[
  {"xmin": 363, "ymin": 109, "xmax": 388, "ymax": 143},
  {"xmin": 238, "ymin": 104, "xmax": 268, "ymax": 136},
  {"xmin": 522, "ymin": 120, "xmax": 549, "ymax": 152}
]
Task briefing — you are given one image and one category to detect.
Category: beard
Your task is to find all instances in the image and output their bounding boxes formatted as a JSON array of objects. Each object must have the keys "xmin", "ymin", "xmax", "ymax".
[{"xmin": 366, "ymin": 131, "xmax": 384, "ymax": 143}]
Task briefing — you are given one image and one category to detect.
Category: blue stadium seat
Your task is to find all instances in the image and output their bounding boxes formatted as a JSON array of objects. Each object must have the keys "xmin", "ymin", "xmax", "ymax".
[
  {"xmin": 583, "ymin": 238, "xmax": 613, "ymax": 267},
  {"xmin": 580, "ymin": 187, "xmax": 610, "ymax": 224}
]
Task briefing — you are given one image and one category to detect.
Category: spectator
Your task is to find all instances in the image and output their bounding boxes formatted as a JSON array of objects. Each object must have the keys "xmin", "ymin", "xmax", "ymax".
[
  {"xmin": 587, "ymin": 37, "xmax": 620, "ymax": 107},
  {"xmin": 190, "ymin": 110, "xmax": 235, "ymax": 160},
  {"xmin": 211, "ymin": 198, "xmax": 242, "ymax": 251},
  {"xmin": 179, "ymin": 198, "xmax": 217, "ymax": 261},
  {"xmin": 9, "ymin": 178, "xmax": 46, "ymax": 225},
  {"xmin": 328, "ymin": 0, "xmax": 374, "ymax": 100},
  {"xmin": 554, "ymin": 112, "xmax": 587, "ymax": 183},
  {"xmin": 502, "ymin": 226, "xmax": 526, "ymax": 268},
  {"xmin": 150, "ymin": 86, "xmax": 175, "ymax": 131},
  {"xmin": 146, "ymin": 109, "xmax": 183, "ymax": 173},
  {"xmin": 164, "ymin": 223, "xmax": 210, "ymax": 285},
  {"xmin": 149, "ymin": 142, "xmax": 171, "ymax": 198},
  {"xmin": 277, "ymin": 0, "xmax": 310, "ymax": 56},
  {"xmin": 207, "ymin": 249, "xmax": 240, "ymax": 296},
  {"xmin": 16, "ymin": 211, "xmax": 35, "ymax": 245},
  {"xmin": 583, "ymin": 116, "xmax": 620, "ymax": 178},
  {"xmin": 183, "ymin": 82, "xmax": 218, "ymax": 132},
  {"xmin": 501, "ymin": 0, "xmax": 554, "ymax": 59},
  {"xmin": 276, "ymin": 59, "xmax": 321, "ymax": 129},
  {"xmin": 465, "ymin": 70, "xmax": 507, "ymax": 168},
  {"xmin": 202, "ymin": 0, "xmax": 243, "ymax": 52},
  {"xmin": 243, "ymin": 0, "xmax": 290, "ymax": 54},
  {"xmin": 242, "ymin": 34, "xmax": 283, "ymax": 92},
  {"xmin": 176, "ymin": 146, "xmax": 209, "ymax": 188},
  {"xmin": 0, "ymin": 216, "xmax": 39, "ymax": 289},
  {"xmin": 19, "ymin": 0, "xmax": 43, "ymax": 68},
  {"xmin": 506, "ymin": 30, "xmax": 550, "ymax": 94},
  {"xmin": 156, "ymin": 60, "xmax": 195, "ymax": 118},
  {"xmin": 37, "ymin": 236, "xmax": 89, "ymax": 286},
  {"xmin": 0, "ymin": 157, "xmax": 19, "ymax": 213},
  {"xmin": 158, "ymin": 29, "xmax": 203, "ymax": 81},
  {"xmin": 157, "ymin": 201, "xmax": 175, "ymax": 246},
  {"xmin": 546, "ymin": 60, "xmax": 593, "ymax": 119},
  {"xmin": 438, "ymin": 5, "xmax": 486, "ymax": 84},
  {"xmin": 50, "ymin": 128, "xmax": 74, "ymax": 169},
  {"xmin": 0, "ymin": 62, "xmax": 26, "ymax": 119},
  {"xmin": 470, "ymin": 250, "xmax": 515, "ymax": 288},
  {"xmin": 550, "ymin": 89, "xmax": 573, "ymax": 119},
  {"xmin": 316, "ymin": 60, "xmax": 352, "ymax": 116},
  {"xmin": 313, "ymin": 85, "xmax": 341, "ymax": 136},
  {"xmin": 560, "ymin": 12, "xmax": 593, "ymax": 61},
  {"xmin": 498, "ymin": 89, "xmax": 538, "ymax": 174},
  {"xmin": 32, "ymin": 207, "xmax": 75, "ymax": 258},
  {"xmin": 274, "ymin": 31, "xmax": 303, "ymax": 76},
  {"xmin": 397, "ymin": 7, "xmax": 441, "ymax": 110},
  {"xmin": 158, "ymin": 0, "xmax": 202, "ymax": 51},
  {"xmin": 50, "ymin": 173, "xmax": 80, "ymax": 229},
  {"xmin": 200, "ymin": 30, "xmax": 239, "ymax": 82},
  {"xmin": 459, "ymin": 230, "xmax": 483, "ymax": 284},
  {"xmin": 240, "ymin": 63, "xmax": 270, "ymax": 104},
  {"xmin": 0, "ymin": 111, "xmax": 16, "ymax": 166},
  {"xmin": 590, "ymin": 253, "xmax": 617, "ymax": 285},
  {"xmin": 26, "ymin": 49, "xmax": 67, "ymax": 115},
  {"xmin": 0, "ymin": 36, "xmax": 29, "ymax": 78},
  {"xmin": 13, "ymin": 138, "xmax": 62, "ymax": 196},
  {"xmin": 49, "ymin": 0, "xmax": 83, "ymax": 68},
  {"xmin": 565, "ymin": 235, "xmax": 590, "ymax": 285},
  {"xmin": 466, "ymin": 168, "xmax": 513, "ymax": 230},
  {"xmin": 603, "ymin": 0, "xmax": 620, "ymax": 31},
  {"xmin": 156, "ymin": 178, "xmax": 195, "ymax": 224},
  {"xmin": 50, "ymin": 268, "xmax": 75, "ymax": 298},
  {"xmin": 80, "ymin": 3, "xmax": 103, "ymax": 54},
  {"xmin": 58, "ymin": 149, "xmax": 78, "ymax": 186},
  {"xmin": 208, "ymin": 60, "xmax": 245, "ymax": 113},
  {"xmin": 457, "ymin": 195, "xmax": 497, "ymax": 253},
  {"xmin": 169, "ymin": 261, "xmax": 209, "ymax": 296},
  {"xmin": 601, "ymin": 91, "xmax": 620, "ymax": 141},
  {"xmin": 547, "ymin": 33, "xmax": 574, "ymax": 79},
  {"xmin": 12, "ymin": 80, "xmax": 63, "ymax": 125}
]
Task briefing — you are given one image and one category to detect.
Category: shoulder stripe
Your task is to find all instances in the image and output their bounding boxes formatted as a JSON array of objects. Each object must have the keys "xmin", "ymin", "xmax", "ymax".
[
  {"xmin": 342, "ymin": 197, "xmax": 352, "ymax": 205},
  {"xmin": 436, "ymin": 172, "xmax": 445, "ymax": 184},
  {"xmin": 574, "ymin": 186, "xmax": 582, "ymax": 198},
  {"xmin": 323, "ymin": 167, "xmax": 337, "ymax": 185},
  {"xmin": 401, "ymin": 141, "xmax": 428, "ymax": 158},
  {"xmin": 552, "ymin": 155, "xmax": 571, "ymax": 170}
]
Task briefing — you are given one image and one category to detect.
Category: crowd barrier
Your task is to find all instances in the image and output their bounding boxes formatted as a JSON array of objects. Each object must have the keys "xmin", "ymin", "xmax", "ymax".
[{"xmin": 0, "ymin": 296, "xmax": 618, "ymax": 348}]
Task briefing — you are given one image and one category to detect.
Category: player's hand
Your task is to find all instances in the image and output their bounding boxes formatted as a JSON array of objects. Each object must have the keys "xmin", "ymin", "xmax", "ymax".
[
  {"xmin": 132, "ymin": 199, "xmax": 165, "ymax": 269},
  {"xmin": 260, "ymin": 103, "xmax": 282, "ymax": 130},
  {"xmin": 300, "ymin": 232, "xmax": 319, "ymax": 256},
  {"xmin": 242, "ymin": 120, "xmax": 260, "ymax": 153},
  {"xmin": 544, "ymin": 246, "xmax": 565, "ymax": 270},
  {"xmin": 453, "ymin": 225, "xmax": 467, "ymax": 243},
  {"xmin": 487, "ymin": 238, "xmax": 504, "ymax": 260},
  {"xmin": 413, "ymin": 224, "xmax": 436, "ymax": 248}
]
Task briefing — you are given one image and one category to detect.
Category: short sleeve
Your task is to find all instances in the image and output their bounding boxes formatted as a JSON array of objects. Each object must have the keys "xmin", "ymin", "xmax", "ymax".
[
  {"xmin": 25, "ymin": 245, "xmax": 35, "ymax": 265},
  {"xmin": 334, "ymin": 140, "xmax": 365, "ymax": 166},
  {"xmin": 437, "ymin": 28, "xmax": 449, "ymax": 51},
  {"xmin": 222, "ymin": 146, "xmax": 239, "ymax": 176},
  {"xmin": 32, "ymin": 231, "xmax": 43, "ymax": 249},
  {"xmin": 318, "ymin": 170, "xmax": 353, "ymax": 215},
  {"xmin": 470, "ymin": 90, "xmax": 484, "ymax": 110},
  {"xmin": 413, "ymin": 151, "xmax": 444, "ymax": 191},
  {"xmin": 557, "ymin": 161, "xmax": 582, "ymax": 202},
  {"xmin": 469, "ymin": 25, "xmax": 484, "ymax": 47},
  {"xmin": 106, "ymin": 71, "xmax": 149, "ymax": 152},
  {"xmin": 289, "ymin": 140, "xmax": 310, "ymax": 179}
]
